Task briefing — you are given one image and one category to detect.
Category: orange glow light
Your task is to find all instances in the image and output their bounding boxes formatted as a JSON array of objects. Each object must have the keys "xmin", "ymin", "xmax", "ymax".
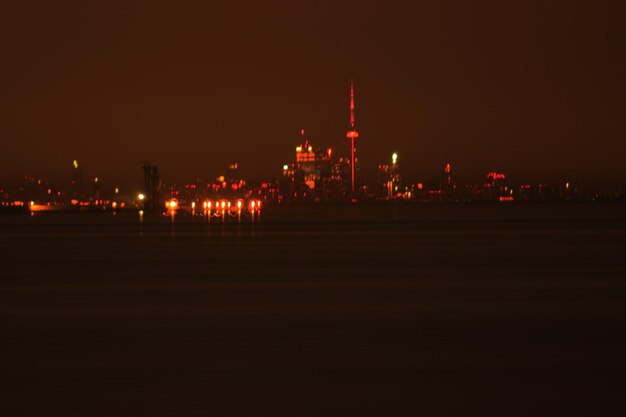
[
  {"xmin": 166, "ymin": 199, "xmax": 179, "ymax": 210},
  {"xmin": 29, "ymin": 204, "xmax": 49, "ymax": 212}
]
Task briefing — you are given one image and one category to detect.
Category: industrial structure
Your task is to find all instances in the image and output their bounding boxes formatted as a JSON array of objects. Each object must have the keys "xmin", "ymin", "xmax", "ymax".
[{"xmin": 142, "ymin": 161, "xmax": 162, "ymax": 210}]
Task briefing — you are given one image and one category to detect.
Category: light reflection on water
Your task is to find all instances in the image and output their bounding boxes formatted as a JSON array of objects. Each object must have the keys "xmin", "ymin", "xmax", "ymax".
[
  {"xmin": 11, "ymin": 204, "xmax": 626, "ymax": 239},
  {"xmin": 165, "ymin": 208, "xmax": 261, "ymax": 225},
  {"xmin": 158, "ymin": 207, "xmax": 263, "ymax": 238}
]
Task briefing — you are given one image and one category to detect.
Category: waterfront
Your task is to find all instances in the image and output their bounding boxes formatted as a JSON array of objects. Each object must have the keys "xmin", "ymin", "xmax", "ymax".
[{"xmin": 2, "ymin": 203, "xmax": 626, "ymax": 416}]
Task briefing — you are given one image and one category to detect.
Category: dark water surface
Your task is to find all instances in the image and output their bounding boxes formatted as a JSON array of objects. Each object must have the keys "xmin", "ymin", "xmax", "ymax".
[{"xmin": 2, "ymin": 204, "xmax": 626, "ymax": 416}]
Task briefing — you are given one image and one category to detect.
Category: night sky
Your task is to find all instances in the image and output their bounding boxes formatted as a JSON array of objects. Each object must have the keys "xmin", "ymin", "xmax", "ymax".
[{"xmin": 1, "ymin": 1, "xmax": 624, "ymax": 188}]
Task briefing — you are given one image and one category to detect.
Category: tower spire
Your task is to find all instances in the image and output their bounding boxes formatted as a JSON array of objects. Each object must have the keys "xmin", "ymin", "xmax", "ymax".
[
  {"xmin": 350, "ymin": 78, "xmax": 355, "ymax": 128},
  {"xmin": 346, "ymin": 79, "xmax": 360, "ymax": 195}
]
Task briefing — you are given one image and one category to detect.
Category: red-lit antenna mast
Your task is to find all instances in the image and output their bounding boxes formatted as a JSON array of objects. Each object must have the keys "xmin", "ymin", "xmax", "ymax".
[{"xmin": 345, "ymin": 79, "xmax": 359, "ymax": 194}]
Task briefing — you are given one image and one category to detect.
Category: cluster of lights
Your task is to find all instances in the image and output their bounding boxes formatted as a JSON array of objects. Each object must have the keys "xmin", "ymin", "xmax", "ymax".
[
  {"xmin": 165, "ymin": 198, "xmax": 262, "ymax": 212},
  {"xmin": 487, "ymin": 172, "xmax": 506, "ymax": 180}
]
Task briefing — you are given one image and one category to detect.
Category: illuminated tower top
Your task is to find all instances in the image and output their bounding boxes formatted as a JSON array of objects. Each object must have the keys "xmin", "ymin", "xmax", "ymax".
[{"xmin": 346, "ymin": 79, "xmax": 359, "ymax": 139}]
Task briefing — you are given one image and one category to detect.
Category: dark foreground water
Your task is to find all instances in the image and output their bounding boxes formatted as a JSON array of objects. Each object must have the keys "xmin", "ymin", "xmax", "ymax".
[{"xmin": 2, "ymin": 203, "xmax": 626, "ymax": 416}]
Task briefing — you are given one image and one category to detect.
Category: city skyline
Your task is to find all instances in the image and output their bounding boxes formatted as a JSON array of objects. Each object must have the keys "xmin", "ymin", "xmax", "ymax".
[
  {"xmin": 1, "ymin": 2, "xmax": 625, "ymax": 188},
  {"xmin": 1, "ymin": 73, "xmax": 624, "ymax": 192}
]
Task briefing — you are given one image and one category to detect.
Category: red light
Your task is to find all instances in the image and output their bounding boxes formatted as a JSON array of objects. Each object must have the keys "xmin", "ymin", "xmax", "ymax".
[{"xmin": 487, "ymin": 172, "xmax": 506, "ymax": 180}]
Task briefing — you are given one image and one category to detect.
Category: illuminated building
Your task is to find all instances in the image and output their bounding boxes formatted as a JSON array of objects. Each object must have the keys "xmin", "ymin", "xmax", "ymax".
[
  {"xmin": 377, "ymin": 153, "xmax": 402, "ymax": 199},
  {"xmin": 279, "ymin": 134, "xmax": 308, "ymax": 201},
  {"xmin": 315, "ymin": 147, "xmax": 334, "ymax": 199},
  {"xmin": 486, "ymin": 172, "xmax": 506, "ymax": 185},
  {"xmin": 279, "ymin": 130, "xmax": 336, "ymax": 201},
  {"xmin": 345, "ymin": 80, "xmax": 360, "ymax": 195},
  {"xmin": 485, "ymin": 171, "xmax": 512, "ymax": 201},
  {"xmin": 295, "ymin": 130, "xmax": 318, "ymax": 191}
]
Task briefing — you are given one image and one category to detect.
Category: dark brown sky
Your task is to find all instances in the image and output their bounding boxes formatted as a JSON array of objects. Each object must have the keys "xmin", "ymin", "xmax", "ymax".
[{"xmin": 1, "ymin": 1, "xmax": 624, "ymax": 187}]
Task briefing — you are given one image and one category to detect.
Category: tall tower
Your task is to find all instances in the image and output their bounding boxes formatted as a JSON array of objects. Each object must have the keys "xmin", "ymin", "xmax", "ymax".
[{"xmin": 345, "ymin": 79, "xmax": 360, "ymax": 194}]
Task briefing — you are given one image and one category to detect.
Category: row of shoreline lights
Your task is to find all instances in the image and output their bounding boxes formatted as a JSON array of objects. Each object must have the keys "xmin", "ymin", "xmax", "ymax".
[{"xmin": 165, "ymin": 198, "xmax": 262, "ymax": 213}]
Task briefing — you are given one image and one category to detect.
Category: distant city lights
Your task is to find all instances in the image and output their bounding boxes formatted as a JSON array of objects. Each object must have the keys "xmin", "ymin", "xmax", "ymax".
[{"xmin": 0, "ymin": 80, "xmax": 603, "ymax": 213}]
